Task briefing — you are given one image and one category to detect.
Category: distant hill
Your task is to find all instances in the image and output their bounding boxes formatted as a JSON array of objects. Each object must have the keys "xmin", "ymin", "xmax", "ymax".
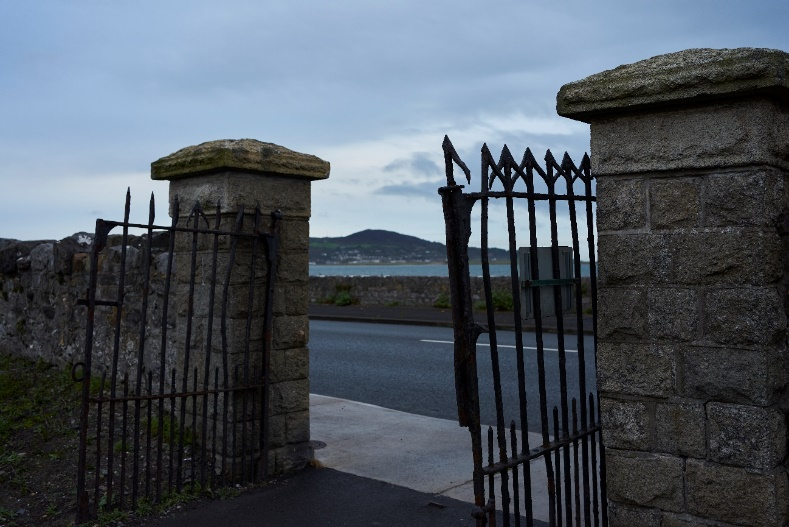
[{"xmin": 308, "ymin": 229, "xmax": 509, "ymax": 265}]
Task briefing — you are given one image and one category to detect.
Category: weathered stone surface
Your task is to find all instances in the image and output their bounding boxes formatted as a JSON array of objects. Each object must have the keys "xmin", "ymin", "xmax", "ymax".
[
  {"xmin": 271, "ymin": 379, "xmax": 310, "ymax": 415},
  {"xmin": 590, "ymin": 99, "xmax": 789, "ymax": 175},
  {"xmin": 277, "ymin": 249, "xmax": 310, "ymax": 285},
  {"xmin": 650, "ymin": 180, "xmax": 700, "ymax": 229},
  {"xmin": 286, "ymin": 409, "xmax": 310, "ymax": 444},
  {"xmin": 558, "ymin": 48, "xmax": 789, "ymax": 121},
  {"xmin": 0, "ymin": 240, "xmax": 54, "ymax": 274},
  {"xmin": 703, "ymin": 169, "xmax": 785, "ymax": 228},
  {"xmin": 273, "ymin": 315, "xmax": 308, "ymax": 349},
  {"xmin": 597, "ymin": 288, "xmax": 647, "ymax": 340},
  {"xmin": 707, "ymin": 403, "xmax": 786, "ymax": 470},
  {"xmin": 269, "ymin": 441, "xmax": 313, "ymax": 475},
  {"xmin": 608, "ymin": 503, "xmax": 661, "ymax": 527},
  {"xmin": 273, "ymin": 282, "xmax": 309, "ymax": 316},
  {"xmin": 686, "ymin": 460, "xmax": 789, "ymax": 526},
  {"xmin": 595, "ymin": 178, "xmax": 646, "ymax": 232},
  {"xmin": 606, "ymin": 450, "xmax": 684, "ymax": 512},
  {"xmin": 598, "ymin": 234, "xmax": 667, "ymax": 286},
  {"xmin": 647, "ymin": 288, "xmax": 698, "ymax": 341},
  {"xmin": 655, "ymin": 402, "xmax": 705, "ymax": 458},
  {"xmin": 30, "ymin": 243, "xmax": 54, "ymax": 273},
  {"xmin": 665, "ymin": 230, "xmax": 782, "ymax": 286},
  {"xmin": 662, "ymin": 514, "xmax": 742, "ymax": 527},
  {"xmin": 168, "ymin": 172, "xmax": 313, "ymax": 217},
  {"xmin": 600, "ymin": 398, "xmax": 652, "ymax": 450},
  {"xmin": 681, "ymin": 346, "xmax": 780, "ymax": 405},
  {"xmin": 703, "ymin": 287, "xmax": 785, "ymax": 346},
  {"xmin": 270, "ymin": 347, "xmax": 309, "ymax": 383},
  {"xmin": 151, "ymin": 139, "xmax": 330, "ymax": 181},
  {"xmin": 597, "ymin": 342, "xmax": 675, "ymax": 397}
]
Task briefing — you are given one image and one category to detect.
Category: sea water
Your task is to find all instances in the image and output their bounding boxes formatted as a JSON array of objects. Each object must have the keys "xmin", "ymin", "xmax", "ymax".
[{"xmin": 309, "ymin": 262, "xmax": 592, "ymax": 277}]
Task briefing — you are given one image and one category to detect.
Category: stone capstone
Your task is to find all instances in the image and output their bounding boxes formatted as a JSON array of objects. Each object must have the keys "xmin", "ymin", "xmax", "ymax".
[
  {"xmin": 151, "ymin": 139, "xmax": 330, "ymax": 181},
  {"xmin": 557, "ymin": 48, "xmax": 789, "ymax": 121}
]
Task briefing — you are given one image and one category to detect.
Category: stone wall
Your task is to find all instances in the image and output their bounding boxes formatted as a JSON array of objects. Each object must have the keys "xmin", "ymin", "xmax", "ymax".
[
  {"xmin": 1, "ymin": 237, "xmax": 526, "ymax": 371},
  {"xmin": 558, "ymin": 48, "xmax": 789, "ymax": 526},
  {"xmin": 0, "ymin": 233, "xmax": 175, "ymax": 373},
  {"xmin": 309, "ymin": 275, "xmax": 511, "ymax": 307}
]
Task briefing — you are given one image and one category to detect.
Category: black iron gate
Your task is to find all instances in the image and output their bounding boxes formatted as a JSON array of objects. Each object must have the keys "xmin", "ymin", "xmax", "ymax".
[
  {"xmin": 439, "ymin": 137, "xmax": 606, "ymax": 527},
  {"xmin": 74, "ymin": 190, "xmax": 280, "ymax": 523}
]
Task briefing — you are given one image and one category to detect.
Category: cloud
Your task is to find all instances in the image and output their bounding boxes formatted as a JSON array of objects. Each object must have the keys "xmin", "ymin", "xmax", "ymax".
[
  {"xmin": 375, "ymin": 180, "xmax": 443, "ymax": 200},
  {"xmin": 383, "ymin": 152, "xmax": 441, "ymax": 178}
]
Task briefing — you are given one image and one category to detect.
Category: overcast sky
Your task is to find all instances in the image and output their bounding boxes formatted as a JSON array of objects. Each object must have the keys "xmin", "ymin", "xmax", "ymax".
[{"xmin": 2, "ymin": 1, "xmax": 787, "ymax": 250}]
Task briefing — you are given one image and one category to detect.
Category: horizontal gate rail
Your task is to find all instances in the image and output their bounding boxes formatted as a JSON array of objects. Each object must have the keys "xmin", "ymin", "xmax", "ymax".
[
  {"xmin": 439, "ymin": 136, "xmax": 606, "ymax": 527},
  {"xmin": 75, "ymin": 189, "xmax": 281, "ymax": 523}
]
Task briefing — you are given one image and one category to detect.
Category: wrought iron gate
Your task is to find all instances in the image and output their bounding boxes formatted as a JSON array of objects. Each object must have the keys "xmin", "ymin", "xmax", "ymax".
[
  {"xmin": 439, "ymin": 137, "xmax": 606, "ymax": 527},
  {"xmin": 74, "ymin": 190, "xmax": 280, "ymax": 523}
]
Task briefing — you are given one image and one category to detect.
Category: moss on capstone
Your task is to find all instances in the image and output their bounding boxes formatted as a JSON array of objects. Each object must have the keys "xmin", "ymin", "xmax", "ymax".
[{"xmin": 151, "ymin": 139, "xmax": 330, "ymax": 181}]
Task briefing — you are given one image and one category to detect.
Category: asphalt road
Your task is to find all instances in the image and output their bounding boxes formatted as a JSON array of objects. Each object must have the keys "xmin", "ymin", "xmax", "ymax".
[{"xmin": 309, "ymin": 320, "xmax": 597, "ymax": 434}]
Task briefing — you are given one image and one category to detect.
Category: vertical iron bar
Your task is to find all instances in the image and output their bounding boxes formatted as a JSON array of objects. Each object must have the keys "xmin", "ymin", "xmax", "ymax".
[
  {"xmin": 251, "ymin": 364, "xmax": 259, "ymax": 481},
  {"xmin": 589, "ymin": 394, "xmax": 600, "ymax": 527},
  {"xmin": 191, "ymin": 368, "xmax": 198, "ymax": 490},
  {"xmin": 545, "ymin": 154, "xmax": 574, "ymax": 526},
  {"xmin": 241, "ymin": 208, "xmax": 262, "ymax": 483},
  {"xmin": 597, "ymin": 395, "xmax": 607, "ymax": 527},
  {"xmin": 131, "ymin": 193, "xmax": 155, "ymax": 509},
  {"xmin": 438, "ymin": 158, "xmax": 485, "ymax": 524},
  {"xmin": 232, "ymin": 365, "xmax": 239, "ymax": 482},
  {"xmin": 564, "ymin": 162, "xmax": 594, "ymax": 527},
  {"xmin": 221, "ymin": 209, "xmax": 244, "ymax": 482},
  {"xmin": 553, "ymin": 407, "xmax": 563, "ymax": 527},
  {"xmin": 94, "ymin": 371, "xmax": 107, "ymax": 517},
  {"xmin": 178, "ymin": 205, "xmax": 203, "ymax": 491},
  {"xmin": 510, "ymin": 422, "xmax": 521, "ymax": 527},
  {"xmin": 261, "ymin": 210, "xmax": 282, "ymax": 480},
  {"xmin": 168, "ymin": 369, "xmax": 176, "ymax": 492},
  {"xmin": 157, "ymin": 196, "xmax": 179, "ymax": 503},
  {"xmin": 120, "ymin": 373, "xmax": 129, "ymax": 510},
  {"xmin": 106, "ymin": 189, "xmax": 133, "ymax": 509},
  {"xmin": 573, "ymin": 400, "xmax": 581, "ymax": 527},
  {"xmin": 523, "ymin": 151, "xmax": 556, "ymax": 524},
  {"xmin": 145, "ymin": 371, "xmax": 153, "ymax": 500},
  {"xmin": 201, "ymin": 203, "xmax": 222, "ymax": 489},
  {"xmin": 482, "ymin": 146, "xmax": 511, "ymax": 526},
  {"xmin": 76, "ymin": 215, "xmax": 106, "ymax": 523},
  {"xmin": 212, "ymin": 367, "xmax": 219, "ymax": 488},
  {"xmin": 488, "ymin": 427, "xmax": 497, "ymax": 527}
]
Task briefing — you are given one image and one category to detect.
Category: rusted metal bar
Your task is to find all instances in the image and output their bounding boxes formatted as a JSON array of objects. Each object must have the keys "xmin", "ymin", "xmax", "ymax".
[
  {"xmin": 261, "ymin": 210, "xmax": 282, "ymax": 480},
  {"xmin": 105, "ymin": 189, "xmax": 132, "ymax": 510},
  {"xmin": 509, "ymin": 423, "xmax": 521, "ymax": 527},
  {"xmin": 145, "ymin": 371, "xmax": 153, "ymax": 500},
  {"xmin": 157, "ymin": 197, "xmax": 178, "ymax": 504},
  {"xmin": 120, "ymin": 372, "xmax": 129, "ymax": 510},
  {"xmin": 200, "ymin": 204, "xmax": 222, "ymax": 489},
  {"xmin": 131, "ymin": 193, "xmax": 155, "ymax": 509}
]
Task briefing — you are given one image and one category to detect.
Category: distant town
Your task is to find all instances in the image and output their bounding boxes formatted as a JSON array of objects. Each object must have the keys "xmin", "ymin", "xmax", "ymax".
[{"xmin": 309, "ymin": 229, "xmax": 509, "ymax": 265}]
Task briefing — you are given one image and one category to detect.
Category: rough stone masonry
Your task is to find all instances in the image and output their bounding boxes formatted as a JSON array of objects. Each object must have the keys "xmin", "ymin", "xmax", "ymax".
[
  {"xmin": 558, "ymin": 48, "xmax": 789, "ymax": 526},
  {"xmin": 150, "ymin": 139, "xmax": 330, "ymax": 475}
]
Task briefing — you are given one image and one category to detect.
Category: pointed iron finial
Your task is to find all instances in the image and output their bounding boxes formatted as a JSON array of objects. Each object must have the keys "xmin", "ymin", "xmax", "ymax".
[
  {"xmin": 442, "ymin": 136, "xmax": 471, "ymax": 186},
  {"xmin": 148, "ymin": 192, "xmax": 156, "ymax": 225}
]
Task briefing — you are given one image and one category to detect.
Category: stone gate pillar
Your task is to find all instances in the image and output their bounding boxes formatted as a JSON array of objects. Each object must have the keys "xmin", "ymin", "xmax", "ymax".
[
  {"xmin": 557, "ymin": 49, "xmax": 789, "ymax": 526},
  {"xmin": 151, "ymin": 139, "xmax": 329, "ymax": 475}
]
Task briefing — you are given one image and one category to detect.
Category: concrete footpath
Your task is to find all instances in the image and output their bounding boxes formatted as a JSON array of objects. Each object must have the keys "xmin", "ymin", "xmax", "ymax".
[
  {"xmin": 139, "ymin": 395, "xmax": 551, "ymax": 527},
  {"xmin": 138, "ymin": 306, "xmax": 559, "ymax": 527}
]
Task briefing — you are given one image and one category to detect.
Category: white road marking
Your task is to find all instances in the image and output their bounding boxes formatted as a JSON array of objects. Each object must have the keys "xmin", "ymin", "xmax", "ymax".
[{"xmin": 420, "ymin": 339, "xmax": 578, "ymax": 354}]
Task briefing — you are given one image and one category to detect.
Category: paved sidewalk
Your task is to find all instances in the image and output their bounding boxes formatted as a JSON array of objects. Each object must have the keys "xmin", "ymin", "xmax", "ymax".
[
  {"xmin": 139, "ymin": 395, "xmax": 550, "ymax": 527},
  {"xmin": 136, "ymin": 307, "xmax": 569, "ymax": 526}
]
